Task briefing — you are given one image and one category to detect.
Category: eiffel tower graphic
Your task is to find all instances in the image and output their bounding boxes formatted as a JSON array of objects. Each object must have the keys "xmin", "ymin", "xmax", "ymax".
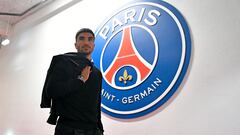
[{"xmin": 104, "ymin": 27, "xmax": 152, "ymax": 85}]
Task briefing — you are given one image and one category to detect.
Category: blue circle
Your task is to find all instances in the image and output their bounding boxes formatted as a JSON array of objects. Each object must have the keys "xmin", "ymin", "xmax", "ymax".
[
  {"xmin": 115, "ymin": 66, "xmax": 137, "ymax": 88},
  {"xmin": 92, "ymin": 0, "xmax": 191, "ymax": 119}
]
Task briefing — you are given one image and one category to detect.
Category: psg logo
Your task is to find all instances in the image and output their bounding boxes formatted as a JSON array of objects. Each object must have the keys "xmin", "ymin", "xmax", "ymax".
[{"xmin": 92, "ymin": 0, "xmax": 191, "ymax": 119}]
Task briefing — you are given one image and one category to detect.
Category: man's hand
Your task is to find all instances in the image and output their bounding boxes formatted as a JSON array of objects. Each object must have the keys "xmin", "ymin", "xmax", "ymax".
[{"xmin": 80, "ymin": 66, "xmax": 91, "ymax": 82}]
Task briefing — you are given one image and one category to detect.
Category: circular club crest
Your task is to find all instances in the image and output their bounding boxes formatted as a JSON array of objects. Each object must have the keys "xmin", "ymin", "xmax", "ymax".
[{"xmin": 92, "ymin": 0, "xmax": 191, "ymax": 119}]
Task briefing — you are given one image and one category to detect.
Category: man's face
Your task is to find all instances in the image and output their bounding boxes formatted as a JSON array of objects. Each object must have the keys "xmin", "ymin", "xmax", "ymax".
[{"xmin": 75, "ymin": 32, "xmax": 95, "ymax": 55}]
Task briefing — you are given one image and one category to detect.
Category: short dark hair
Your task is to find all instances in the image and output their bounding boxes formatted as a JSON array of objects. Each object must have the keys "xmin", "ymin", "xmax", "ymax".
[{"xmin": 75, "ymin": 28, "xmax": 95, "ymax": 41}]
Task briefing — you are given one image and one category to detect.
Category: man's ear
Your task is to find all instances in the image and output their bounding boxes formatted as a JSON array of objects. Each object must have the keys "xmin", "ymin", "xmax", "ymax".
[{"xmin": 74, "ymin": 43, "xmax": 77, "ymax": 49}]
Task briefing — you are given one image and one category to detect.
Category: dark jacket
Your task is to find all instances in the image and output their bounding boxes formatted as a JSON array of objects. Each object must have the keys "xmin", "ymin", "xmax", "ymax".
[{"xmin": 40, "ymin": 52, "xmax": 103, "ymax": 131}]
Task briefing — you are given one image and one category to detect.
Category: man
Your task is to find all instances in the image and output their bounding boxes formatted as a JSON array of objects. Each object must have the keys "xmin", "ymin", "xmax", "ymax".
[{"xmin": 41, "ymin": 28, "xmax": 104, "ymax": 135}]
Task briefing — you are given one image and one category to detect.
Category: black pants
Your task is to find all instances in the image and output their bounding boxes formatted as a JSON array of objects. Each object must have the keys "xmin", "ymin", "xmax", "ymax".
[{"xmin": 54, "ymin": 123, "xmax": 103, "ymax": 135}]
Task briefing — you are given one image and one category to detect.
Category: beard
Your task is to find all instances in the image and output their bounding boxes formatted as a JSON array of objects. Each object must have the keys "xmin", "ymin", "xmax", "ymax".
[{"xmin": 78, "ymin": 46, "xmax": 93, "ymax": 56}]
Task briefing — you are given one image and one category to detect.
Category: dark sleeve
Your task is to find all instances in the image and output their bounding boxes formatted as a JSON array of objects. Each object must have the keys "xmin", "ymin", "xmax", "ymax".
[
  {"xmin": 40, "ymin": 57, "xmax": 56, "ymax": 108},
  {"xmin": 97, "ymin": 71, "xmax": 104, "ymax": 132},
  {"xmin": 45, "ymin": 56, "xmax": 85, "ymax": 99}
]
